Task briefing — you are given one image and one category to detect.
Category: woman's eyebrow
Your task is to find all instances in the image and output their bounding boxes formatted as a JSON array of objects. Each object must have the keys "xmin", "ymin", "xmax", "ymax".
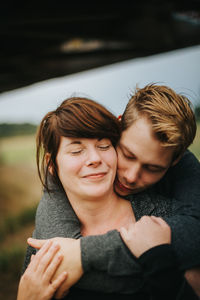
[{"xmin": 65, "ymin": 140, "xmax": 82, "ymax": 147}]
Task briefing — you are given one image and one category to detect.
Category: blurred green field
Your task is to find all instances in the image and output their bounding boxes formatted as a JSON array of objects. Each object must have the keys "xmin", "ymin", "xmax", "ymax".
[
  {"xmin": 0, "ymin": 134, "xmax": 36, "ymax": 166},
  {"xmin": 0, "ymin": 134, "xmax": 41, "ymax": 300}
]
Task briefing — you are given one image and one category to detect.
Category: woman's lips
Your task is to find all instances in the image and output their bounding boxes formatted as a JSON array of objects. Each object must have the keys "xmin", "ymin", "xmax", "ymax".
[{"xmin": 83, "ymin": 172, "xmax": 106, "ymax": 179}]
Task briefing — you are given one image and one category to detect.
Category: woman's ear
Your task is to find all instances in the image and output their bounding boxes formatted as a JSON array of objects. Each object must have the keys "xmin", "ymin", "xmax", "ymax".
[{"xmin": 45, "ymin": 153, "xmax": 53, "ymax": 175}]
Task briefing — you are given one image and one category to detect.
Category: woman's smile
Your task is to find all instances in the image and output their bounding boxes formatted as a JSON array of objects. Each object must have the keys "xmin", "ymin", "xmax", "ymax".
[{"xmin": 82, "ymin": 172, "xmax": 107, "ymax": 179}]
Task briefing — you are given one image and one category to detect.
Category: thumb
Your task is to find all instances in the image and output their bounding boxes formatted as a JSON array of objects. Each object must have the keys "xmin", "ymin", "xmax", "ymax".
[
  {"xmin": 27, "ymin": 237, "xmax": 48, "ymax": 249},
  {"xmin": 119, "ymin": 226, "xmax": 128, "ymax": 239}
]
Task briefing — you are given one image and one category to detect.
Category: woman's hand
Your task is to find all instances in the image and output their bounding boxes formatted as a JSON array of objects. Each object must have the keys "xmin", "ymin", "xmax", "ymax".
[
  {"xmin": 17, "ymin": 240, "xmax": 67, "ymax": 300},
  {"xmin": 120, "ymin": 215, "xmax": 171, "ymax": 258},
  {"xmin": 27, "ymin": 237, "xmax": 83, "ymax": 299}
]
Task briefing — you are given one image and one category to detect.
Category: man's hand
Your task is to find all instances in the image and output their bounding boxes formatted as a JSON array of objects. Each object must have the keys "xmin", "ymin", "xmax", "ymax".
[
  {"xmin": 28, "ymin": 237, "xmax": 83, "ymax": 299},
  {"xmin": 120, "ymin": 216, "xmax": 171, "ymax": 258},
  {"xmin": 185, "ymin": 267, "xmax": 200, "ymax": 297}
]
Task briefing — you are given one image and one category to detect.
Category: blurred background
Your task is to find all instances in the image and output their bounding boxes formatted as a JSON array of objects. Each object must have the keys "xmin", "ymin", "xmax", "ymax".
[{"xmin": 0, "ymin": 1, "xmax": 200, "ymax": 299}]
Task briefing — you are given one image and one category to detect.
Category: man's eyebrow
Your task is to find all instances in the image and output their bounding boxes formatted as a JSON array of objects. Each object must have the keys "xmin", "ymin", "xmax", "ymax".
[
  {"xmin": 119, "ymin": 143, "xmax": 135, "ymax": 156},
  {"xmin": 146, "ymin": 163, "xmax": 167, "ymax": 170}
]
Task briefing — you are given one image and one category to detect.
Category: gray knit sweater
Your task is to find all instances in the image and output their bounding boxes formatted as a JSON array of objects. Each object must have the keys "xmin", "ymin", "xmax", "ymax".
[{"xmin": 23, "ymin": 150, "xmax": 200, "ymax": 294}]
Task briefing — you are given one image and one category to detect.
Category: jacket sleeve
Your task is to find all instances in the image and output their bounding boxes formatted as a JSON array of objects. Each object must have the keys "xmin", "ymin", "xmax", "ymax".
[
  {"xmin": 22, "ymin": 183, "xmax": 81, "ymax": 273},
  {"xmin": 138, "ymin": 244, "xmax": 199, "ymax": 300},
  {"xmin": 162, "ymin": 150, "xmax": 200, "ymax": 269}
]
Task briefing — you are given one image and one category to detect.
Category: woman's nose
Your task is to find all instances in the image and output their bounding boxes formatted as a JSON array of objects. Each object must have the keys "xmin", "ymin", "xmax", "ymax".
[{"xmin": 86, "ymin": 148, "xmax": 101, "ymax": 166}]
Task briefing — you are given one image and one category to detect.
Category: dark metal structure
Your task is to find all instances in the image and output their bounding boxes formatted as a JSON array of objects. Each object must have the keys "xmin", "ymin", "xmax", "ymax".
[{"xmin": 0, "ymin": 1, "xmax": 200, "ymax": 93}]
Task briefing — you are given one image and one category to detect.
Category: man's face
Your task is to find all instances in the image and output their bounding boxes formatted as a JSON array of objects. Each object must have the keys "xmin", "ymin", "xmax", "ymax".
[{"xmin": 114, "ymin": 116, "xmax": 175, "ymax": 196}]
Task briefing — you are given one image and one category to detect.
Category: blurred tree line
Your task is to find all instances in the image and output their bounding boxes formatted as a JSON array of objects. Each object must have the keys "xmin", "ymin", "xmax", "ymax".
[
  {"xmin": 195, "ymin": 106, "xmax": 200, "ymax": 121},
  {"xmin": 0, "ymin": 123, "xmax": 37, "ymax": 137}
]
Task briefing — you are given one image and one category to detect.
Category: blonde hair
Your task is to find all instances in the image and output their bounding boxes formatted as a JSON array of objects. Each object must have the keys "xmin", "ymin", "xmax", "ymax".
[{"xmin": 122, "ymin": 83, "xmax": 196, "ymax": 160}]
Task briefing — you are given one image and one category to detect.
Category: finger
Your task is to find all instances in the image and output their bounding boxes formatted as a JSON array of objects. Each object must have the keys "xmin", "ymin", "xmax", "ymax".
[
  {"xmin": 29, "ymin": 240, "xmax": 53, "ymax": 271},
  {"xmin": 37, "ymin": 242, "xmax": 60, "ymax": 274},
  {"xmin": 50, "ymin": 271, "xmax": 68, "ymax": 294},
  {"xmin": 150, "ymin": 216, "xmax": 169, "ymax": 227},
  {"xmin": 54, "ymin": 285, "xmax": 69, "ymax": 300},
  {"xmin": 119, "ymin": 226, "xmax": 128, "ymax": 240},
  {"xmin": 27, "ymin": 237, "xmax": 48, "ymax": 249},
  {"xmin": 30, "ymin": 254, "xmax": 35, "ymax": 262},
  {"xmin": 43, "ymin": 250, "xmax": 63, "ymax": 280}
]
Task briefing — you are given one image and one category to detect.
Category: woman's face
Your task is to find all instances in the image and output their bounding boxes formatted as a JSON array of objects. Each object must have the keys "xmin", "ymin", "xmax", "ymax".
[{"xmin": 56, "ymin": 136, "xmax": 117, "ymax": 200}]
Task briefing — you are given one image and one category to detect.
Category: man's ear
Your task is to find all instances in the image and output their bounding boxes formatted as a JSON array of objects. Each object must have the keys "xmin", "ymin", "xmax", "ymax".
[
  {"xmin": 45, "ymin": 153, "xmax": 53, "ymax": 175},
  {"xmin": 171, "ymin": 154, "xmax": 182, "ymax": 167}
]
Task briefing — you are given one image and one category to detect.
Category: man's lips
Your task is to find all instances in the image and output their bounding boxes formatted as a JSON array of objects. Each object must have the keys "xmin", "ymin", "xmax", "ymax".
[{"xmin": 115, "ymin": 178, "xmax": 133, "ymax": 192}]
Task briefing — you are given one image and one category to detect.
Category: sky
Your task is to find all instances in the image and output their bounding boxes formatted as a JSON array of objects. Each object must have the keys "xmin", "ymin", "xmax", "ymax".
[{"xmin": 0, "ymin": 45, "xmax": 200, "ymax": 124}]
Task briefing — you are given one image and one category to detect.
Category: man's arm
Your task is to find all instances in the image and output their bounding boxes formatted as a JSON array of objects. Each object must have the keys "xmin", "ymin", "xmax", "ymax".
[
  {"xmin": 157, "ymin": 150, "xmax": 200, "ymax": 295},
  {"xmin": 23, "ymin": 151, "xmax": 200, "ymax": 293},
  {"xmin": 120, "ymin": 216, "xmax": 199, "ymax": 300},
  {"xmin": 160, "ymin": 150, "xmax": 200, "ymax": 220},
  {"xmin": 138, "ymin": 245, "xmax": 199, "ymax": 300},
  {"xmin": 81, "ymin": 150, "xmax": 200, "ymax": 276},
  {"xmin": 22, "ymin": 182, "xmax": 81, "ymax": 274}
]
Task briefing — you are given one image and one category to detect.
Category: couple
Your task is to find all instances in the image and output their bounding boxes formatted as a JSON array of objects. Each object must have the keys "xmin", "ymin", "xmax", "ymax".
[{"xmin": 18, "ymin": 84, "xmax": 200, "ymax": 299}]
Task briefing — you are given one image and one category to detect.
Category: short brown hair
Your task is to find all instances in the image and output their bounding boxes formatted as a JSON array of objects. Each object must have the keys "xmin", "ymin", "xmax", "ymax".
[
  {"xmin": 36, "ymin": 97, "xmax": 121, "ymax": 191},
  {"xmin": 122, "ymin": 83, "xmax": 196, "ymax": 160}
]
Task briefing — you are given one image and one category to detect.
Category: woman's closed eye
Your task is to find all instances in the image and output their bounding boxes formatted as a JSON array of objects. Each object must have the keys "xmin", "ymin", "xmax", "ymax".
[
  {"xmin": 70, "ymin": 148, "xmax": 84, "ymax": 155},
  {"xmin": 97, "ymin": 144, "xmax": 111, "ymax": 151}
]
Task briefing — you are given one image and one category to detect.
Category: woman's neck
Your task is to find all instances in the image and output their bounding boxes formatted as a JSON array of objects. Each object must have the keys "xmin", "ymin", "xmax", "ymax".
[{"xmin": 68, "ymin": 190, "xmax": 135, "ymax": 236}]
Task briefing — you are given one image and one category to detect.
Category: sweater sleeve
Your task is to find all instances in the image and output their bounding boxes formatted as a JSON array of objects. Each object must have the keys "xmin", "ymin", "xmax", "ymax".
[
  {"xmin": 162, "ymin": 150, "xmax": 200, "ymax": 269},
  {"xmin": 22, "ymin": 182, "xmax": 81, "ymax": 273},
  {"xmin": 34, "ymin": 187, "xmax": 81, "ymax": 239},
  {"xmin": 22, "ymin": 182, "xmax": 144, "ymax": 294},
  {"xmin": 169, "ymin": 150, "xmax": 200, "ymax": 218},
  {"xmin": 138, "ymin": 244, "xmax": 199, "ymax": 300}
]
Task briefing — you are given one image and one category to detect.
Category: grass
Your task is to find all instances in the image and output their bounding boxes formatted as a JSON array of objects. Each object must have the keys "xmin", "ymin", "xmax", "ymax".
[
  {"xmin": 0, "ymin": 206, "xmax": 37, "ymax": 242},
  {"xmin": 0, "ymin": 134, "xmax": 40, "ymax": 299},
  {"xmin": 0, "ymin": 134, "xmax": 36, "ymax": 166}
]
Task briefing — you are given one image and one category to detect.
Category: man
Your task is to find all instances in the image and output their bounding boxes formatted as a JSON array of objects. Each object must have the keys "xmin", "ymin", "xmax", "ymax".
[{"xmin": 24, "ymin": 84, "xmax": 200, "ymax": 297}]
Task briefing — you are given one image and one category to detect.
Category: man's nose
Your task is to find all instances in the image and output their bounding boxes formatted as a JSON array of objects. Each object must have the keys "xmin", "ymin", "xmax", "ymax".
[{"xmin": 124, "ymin": 163, "xmax": 141, "ymax": 183}]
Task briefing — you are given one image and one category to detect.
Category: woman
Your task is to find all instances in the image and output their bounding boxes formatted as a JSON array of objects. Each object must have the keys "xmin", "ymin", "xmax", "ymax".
[{"xmin": 18, "ymin": 96, "xmax": 198, "ymax": 299}]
